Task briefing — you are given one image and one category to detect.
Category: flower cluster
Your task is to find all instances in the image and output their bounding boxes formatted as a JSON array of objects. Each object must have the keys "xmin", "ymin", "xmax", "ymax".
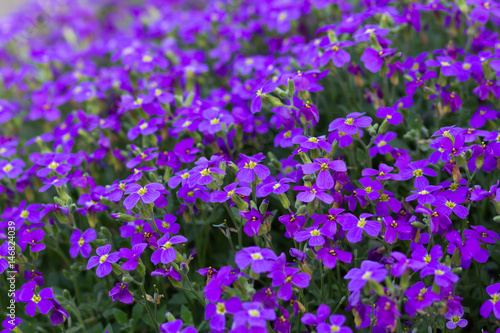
[{"xmin": 1, "ymin": 0, "xmax": 500, "ymax": 332}]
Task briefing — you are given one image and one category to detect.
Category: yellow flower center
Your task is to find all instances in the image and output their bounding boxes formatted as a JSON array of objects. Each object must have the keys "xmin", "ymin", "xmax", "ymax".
[
  {"xmin": 320, "ymin": 163, "xmax": 329, "ymax": 171},
  {"xmin": 441, "ymin": 62, "xmax": 450, "ymax": 66},
  {"xmin": 330, "ymin": 325, "xmax": 340, "ymax": 332},
  {"xmin": 138, "ymin": 187, "xmax": 147, "ymax": 196},
  {"xmin": 424, "ymin": 255, "xmax": 432, "ymax": 263},
  {"xmin": 245, "ymin": 161, "xmax": 257, "ymax": 169},
  {"xmin": 251, "ymin": 252, "xmax": 263, "ymax": 260},
  {"xmin": 452, "ymin": 316, "xmax": 460, "ymax": 323},
  {"xmin": 32, "ymin": 295, "xmax": 41, "ymax": 303},
  {"xmin": 362, "ymin": 271, "xmax": 372, "ymax": 280},
  {"xmin": 78, "ymin": 237, "xmax": 85, "ymax": 246},
  {"xmin": 256, "ymin": 89, "xmax": 262, "ymax": 96},
  {"xmin": 284, "ymin": 131, "xmax": 291, "ymax": 138},
  {"xmin": 357, "ymin": 218, "xmax": 367, "ymax": 228},
  {"xmin": 285, "ymin": 276, "xmax": 293, "ymax": 283},
  {"xmin": 21, "ymin": 210, "xmax": 29, "ymax": 218},
  {"xmin": 181, "ymin": 172, "xmax": 190, "ymax": 179},
  {"xmin": 182, "ymin": 120, "xmax": 192, "ymax": 127},
  {"xmin": 227, "ymin": 190, "xmax": 235, "ymax": 197},
  {"xmin": 418, "ymin": 190, "xmax": 429, "ymax": 195},
  {"xmin": 344, "ymin": 118, "xmax": 354, "ymax": 125},
  {"xmin": 119, "ymin": 183, "xmax": 126, "ymax": 190},
  {"xmin": 380, "ymin": 194, "xmax": 388, "ymax": 202},
  {"xmin": 216, "ymin": 303, "xmax": 226, "ymax": 314},
  {"xmin": 163, "ymin": 241, "xmax": 172, "ymax": 249},
  {"xmin": 273, "ymin": 183, "xmax": 281, "ymax": 190},
  {"xmin": 200, "ymin": 168, "xmax": 211, "ymax": 176},
  {"xmin": 49, "ymin": 162, "xmax": 59, "ymax": 169},
  {"xmin": 365, "ymin": 187, "xmax": 373, "ymax": 193},
  {"xmin": 142, "ymin": 55, "xmax": 153, "ymax": 62},
  {"xmin": 99, "ymin": 254, "xmax": 108, "ymax": 263},
  {"xmin": 308, "ymin": 137, "xmax": 318, "ymax": 143},
  {"xmin": 492, "ymin": 294, "xmax": 500, "ymax": 303},
  {"xmin": 332, "ymin": 45, "xmax": 339, "ymax": 52},
  {"xmin": 187, "ymin": 191, "xmax": 194, "ymax": 197},
  {"xmin": 413, "ymin": 169, "xmax": 423, "ymax": 177},
  {"xmin": 139, "ymin": 122, "xmax": 148, "ymax": 130},
  {"xmin": 445, "ymin": 201, "xmax": 456, "ymax": 209},
  {"xmin": 162, "ymin": 222, "xmax": 170, "ymax": 229},
  {"xmin": 249, "ymin": 309, "xmax": 260, "ymax": 317},
  {"xmin": 434, "ymin": 269, "xmax": 445, "ymax": 275},
  {"xmin": 2, "ymin": 164, "xmax": 12, "ymax": 172},
  {"xmin": 210, "ymin": 118, "xmax": 220, "ymax": 125},
  {"xmin": 310, "ymin": 229, "xmax": 321, "ymax": 236},
  {"xmin": 329, "ymin": 249, "xmax": 337, "ymax": 256}
]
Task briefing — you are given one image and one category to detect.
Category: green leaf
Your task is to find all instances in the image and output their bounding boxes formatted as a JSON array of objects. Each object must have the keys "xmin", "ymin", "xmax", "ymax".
[
  {"xmin": 180, "ymin": 305, "xmax": 194, "ymax": 325},
  {"xmin": 114, "ymin": 309, "xmax": 128, "ymax": 325},
  {"xmin": 132, "ymin": 303, "xmax": 143, "ymax": 321}
]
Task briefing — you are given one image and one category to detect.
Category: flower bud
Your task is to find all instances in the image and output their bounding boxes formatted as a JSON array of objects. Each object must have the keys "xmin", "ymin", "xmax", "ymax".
[
  {"xmin": 184, "ymin": 91, "xmax": 195, "ymax": 107},
  {"xmin": 259, "ymin": 199, "xmax": 269, "ymax": 215},
  {"xmin": 137, "ymin": 262, "xmax": 146, "ymax": 276},
  {"xmin": 100, "ymin": 226, "xmax": 112, "ymax": 238},
  {"xmin": 410, "ymin": 221, "xmax": 426, "ymax": 229},
  {"xmin": 296, "ymin": 205, "xmax": 307, "ymax": 216},
  {"xmin": 54, "ymin": 196, "xmax": 65, "ymax": 206},
  {"xmin": 287, "ymin": 78, "xmax": 295, "ymax": 96},
  {"xmin": 122, "ymin": 275, "xmax": 134, "ymax": 283},
  {"xmin": 232, "ymin": 195, "xmax": 249, "ymax": 211},
  {"xmin": 378, "ymin": 119, "xmax": 389, "ymax": 134},
  {"xmin": 278, "ymin": 193, "xmax": 290, "ymax": 209},
  {"xmin": 307, "ymin": 202, "xmax": 315, "ymax": 216},
  {"xmin": 116, "ymin": 213, "xmax": 138, "ymax": 222}
]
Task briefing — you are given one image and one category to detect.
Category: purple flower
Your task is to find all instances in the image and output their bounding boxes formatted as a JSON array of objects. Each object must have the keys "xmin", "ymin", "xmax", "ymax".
[
  {"xmin": 123, "ymin": 183, "xmax": 164, "ymax": 209},
  {"xmin": 274, "ymin": 128, "xmax": 303, "ymax": 148},
  {"xmin": 152, "ymin": 266, "xmax": 181, "ymax": 281},
  {"xmin": 126, "ymin": 148, "xmax": 159, "ymax": 169},
  {"xmin": 69, "ymin": 228, "xmax": 97, "ymax": 258},
  {"xmin": 293, "ymin": 135, "xmax": 332, "ymax": 152},
  {"xmin": 344, "ymin": 260, "xmax": 387, "ymax": 292},
  {"xmin": 464, "ymin": 225, "xmax": 500, "ymax": 244},
  {"xmin": 302, "ymin": 158, "xmax": 347, "ymax": 190},
  {"xmin": 19, "ymin": 229, "xmax": 46, "ymax": 252},
  {"xmin": 257, "ymin": 177, "xmax": 293, "ymax": 197},
  {"xmin": 86, "ymin": 245, "xmax": 121, "ymax": 278},
  {"xmin": 480, "ymin": 283, "xmax": 500, "ymax": 319},
  {"xmin": 295, "ymin": 223, "xmax": 334, "ymax": 247},
  {"xmin": 271, "ymin": 267, "xmax": 310, "ymax": 301},
  {"xmin": 232, "ymin": 302, "xmax": 276, "ymax": 329},
  {"xmin": 236, "ymin": 153, "xmax": 270, "ymax": 183},
  {"xmin": 369, "ymin": 132, "xmax": 397, "ymax": 157},
  {"xmin": 151, "ymin": 234, "xmax": 188, "ymax": 265},
  {"xmin": 425, "ymin": 56, "xmax": 459, "ymax": 77},
  {"xmin": 235, "ymin": 246, "xmax": 277, "ymax": 274},
  {"xmin": 173, "ymin": 138, "xmax": 200, "ymax": 164},
  {"xmin": 120, "ymin": 243, "xmax": 147, "ymax": 270},
  {"xmin": 376, "ymin": 107, "xmax": 403, "ymax": 125},
  {"xmin": 39, "ymin": 176, "xmax": 70, "ymax": 192},
  {"xmin": 251, "ymin": 80, "xmax": 277, "ymax": 114},
  {"xmin": 340, "ymin": 213, "xmax": 381, "ymax": 243},
  {"xmin": 294, "ymin": 184, "xmax": 333, "ymax": 204},
  {"xmin": 406, "ymin": 184, "xmax": 441, "ymax": 205},
  {"xmin": 361, "ymin": 48, "xmax": 395, "ymax": 73},
  {"xmin": 0, "ymin": 159, "xmax": 24, "ymax": 179},
  {"xmin": 316, "ymin": 246, "xmax": 353, "ymax": 269},
  {"xmin": 160, "ymin": 319, "xmax": 197, "ymax": 333},
  {"xmin": 109, "ymin": 282, "xmax": 133, "ymax": 304},
  {"xmin": 357, "ymin": 177, "xmax": 383, "ymax": 200},
  {"xmin": 354, "ymin": 25, "xmax": 389, "ymax": 42},
  {"xmin": 320, "ymin": 41, "xmax": 355, "ymax": 67},
  {"xmin": 434, "ymin": 188, "xmax": 469, "ymax": 219},
  {"xmin": 399, "ymin": 159, "xmax": 436, "ymax": 188},
  {"xmin": 383, "ymin": 216, "xmax": 412, "ymax": 244},
  {"xmin": 318, "ymin": 314, "xmax": 352, "ymax": 333},
  {"xmin": 205, "ymin": 297, "xmax": 241, "ymax": 331},
  {"xmin": 155, "ymin": 214, "xmax": 181, "ymax": 234},
  {"xmin": 420, "ymin": 264, "xmax": 458, "ymax": 288},
  {"xmin": 404, "ymin": 281, "xmax": 440, "ymax": 317},
  {"xmin": 444, "ymin": 307, "xmax": 468, "ymax": 329},
  {"xmin": 188, "ymin": 156, "xmax": 226, "ymax": 186},
  {"xmin": 468, "ymin": 0, "xmax": 500, "ymax": 24},
  {"xmin": 127, "ymin": 118, "xmax": 163, "ymax": 140},
  {"xmin": 211, "ymin": 182, "xmax": 252, "ymax": 203},
  {"xmin": 328, "ymin": 112, "xmax": 372, "ymax": 135},
  {"xmin": 239, "ymin": 208, "xmax": 269, "ymax": 237},
  {"xmin": 19, "ymin": 281, "xmax": 54, "ymax": 316}
]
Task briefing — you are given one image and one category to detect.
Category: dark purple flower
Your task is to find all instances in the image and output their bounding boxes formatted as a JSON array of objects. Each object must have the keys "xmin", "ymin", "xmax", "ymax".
[
  {"xmin": 328, "ymin": 112, "xmax": 372, "ymax": 135},
  {"xmin": 344, "ymin": 260, "xmax": 387, "ymax": 292},
  {"xmin": 294, "ymin": 184, "xmax": 333, "ymax": 204},
  {"xmin": 70, "ymin": 228, "xmax": 97, "ymax": 258},
  {"xmin": 151, "ymin": 234, "xmax": 188, "ymax": 265},
  {"xmin": 340, "ymin": 213, "xmax": 381, "ymax": 243},
  {"xmin": 86, "ymin": 245, "xmax": 121, "ymax": 278},
  {"xmin": 109, "ymin": 282, "xmax": 133, "ymax": 304},
  {"xmin": 317, "ymin": 246, "xmax": 353, "ymax": 269},
  {"xmin": 361, "ymin": 48, "xmax": 395, "ymax": 73},
  {"xmin": 480, "ymin": 283, "xmax": 500, "ymax": 319},
  {"xmin": 120, "ymin": 243, "xmax": 147, "ymax": 271},
  {"xmin": 302, "ymin": 158, "xmax": 347, "ymax": 190},
  {"xmin": 19, "ymin": 281, "xmax": 54, "ymax": 316},
  {"xmin": 123, "ymin": 183, "xmax": 164, "ymax": 209},
  {"xmin": 235, "ymin": 246, "xmax": 277, "ymax": 274},
  {"xmin": 236, "ymin": 153, "xmax": 270, "ymax": 183}
]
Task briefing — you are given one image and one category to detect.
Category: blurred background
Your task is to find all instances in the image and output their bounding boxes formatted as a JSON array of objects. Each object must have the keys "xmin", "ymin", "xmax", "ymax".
[{"xmin": 0, "ymin": 1, "xmax": 26, "ymax": 17}]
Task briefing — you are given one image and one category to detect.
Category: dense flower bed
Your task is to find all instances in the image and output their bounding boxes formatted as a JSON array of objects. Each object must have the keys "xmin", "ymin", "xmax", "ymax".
[{"xmin": 1, "ymin": 0, "xmax": 500, "ymax": 332}]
